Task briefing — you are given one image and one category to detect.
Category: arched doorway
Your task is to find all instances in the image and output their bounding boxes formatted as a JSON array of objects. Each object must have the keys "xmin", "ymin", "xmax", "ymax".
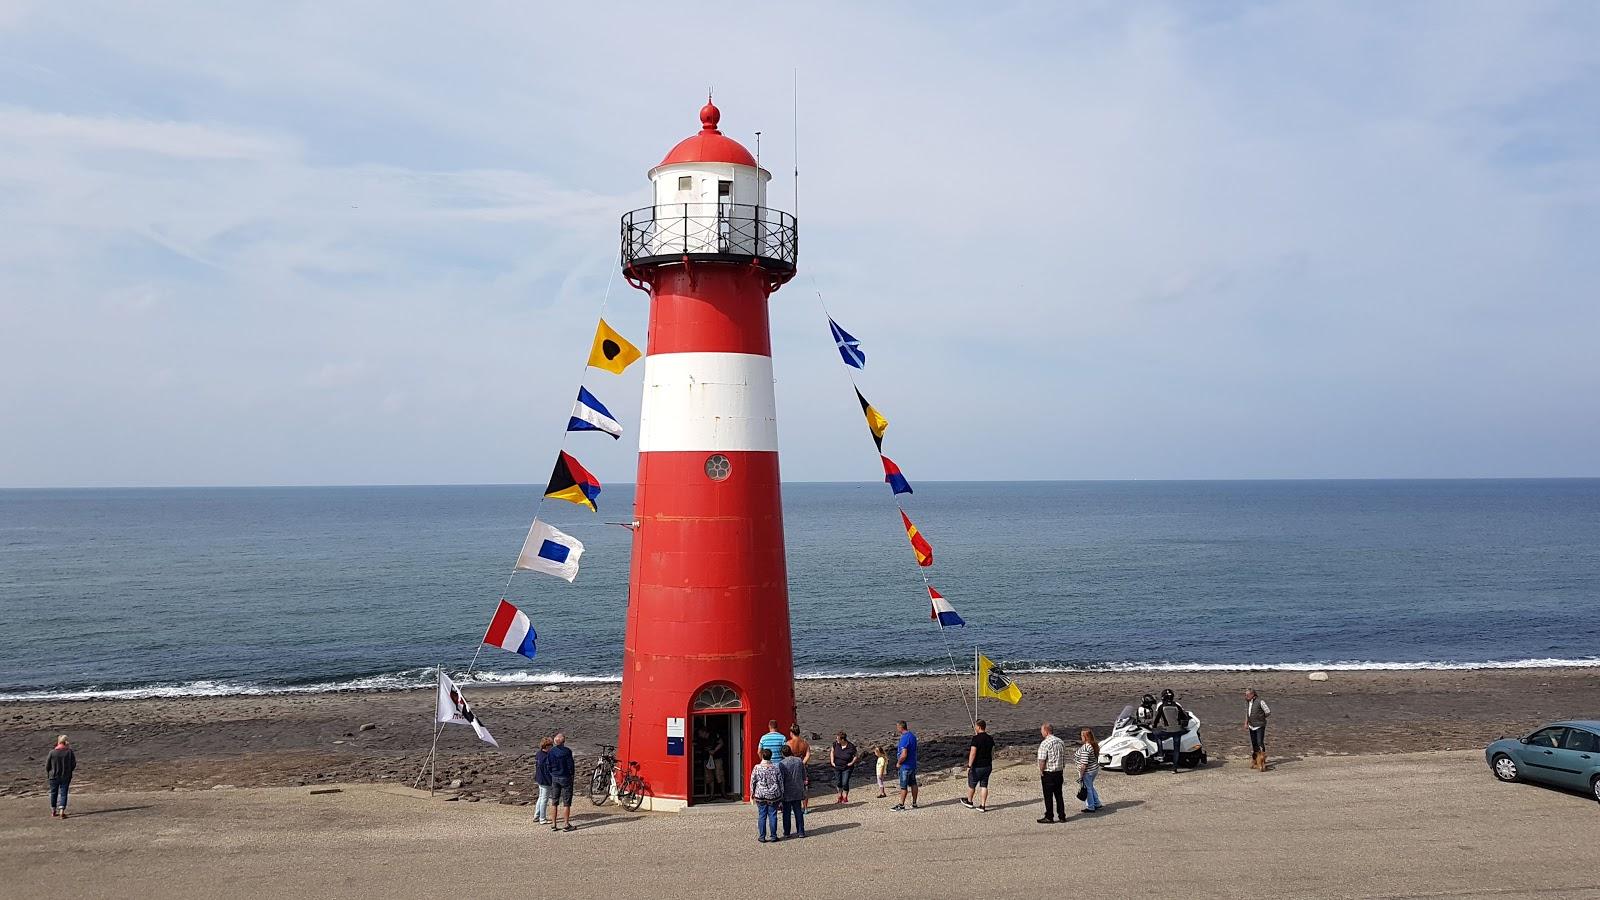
[{"xmin": 690, "ymin": 683, "xmax": 744, "ymax": 804}]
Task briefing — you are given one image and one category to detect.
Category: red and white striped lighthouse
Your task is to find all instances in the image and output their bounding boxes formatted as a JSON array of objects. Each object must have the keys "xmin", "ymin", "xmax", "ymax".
[{"xmin": 616, "ymin": 100, "xmax": 799, "ymax": 809}]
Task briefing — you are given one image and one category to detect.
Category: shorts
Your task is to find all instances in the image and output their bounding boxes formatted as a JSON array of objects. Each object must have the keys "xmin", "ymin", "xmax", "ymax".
[
  {"xmin": 967, "ymin": 765, "xmax": 992, "ymax": 789},
  {"xmin": 897, "ymin": 766, "xmax": 918, "ymax": 789},
  {"xmin": 550, "ymin": 777, "xmax": 574, "ymax": 806}
]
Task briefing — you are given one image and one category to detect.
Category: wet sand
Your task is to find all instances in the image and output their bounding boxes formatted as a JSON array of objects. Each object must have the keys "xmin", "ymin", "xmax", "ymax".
[{"xmin": 3, "ymin": 667, "xmax": 1595, "ymax": 802}]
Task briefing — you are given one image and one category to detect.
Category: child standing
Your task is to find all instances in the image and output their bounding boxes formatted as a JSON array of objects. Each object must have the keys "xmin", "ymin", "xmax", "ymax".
[{"xmin": 873, "ymin": 745, "xmax": 889, "ymax": 798}]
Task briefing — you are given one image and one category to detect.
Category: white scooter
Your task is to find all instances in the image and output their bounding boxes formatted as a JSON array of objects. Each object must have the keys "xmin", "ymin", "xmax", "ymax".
[{"xmin": 1098, "ymin": 705, "xmax": 1207, "ymax": 774}]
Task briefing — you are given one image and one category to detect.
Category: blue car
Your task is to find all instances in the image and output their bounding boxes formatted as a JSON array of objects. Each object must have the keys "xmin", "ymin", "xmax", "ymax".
[{"xmin": 1485, "ymin": 720, "xmax": 1600, "ymax": 803}]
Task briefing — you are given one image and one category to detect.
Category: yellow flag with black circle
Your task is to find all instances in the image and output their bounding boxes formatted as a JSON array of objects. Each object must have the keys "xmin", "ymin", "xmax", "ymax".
[
  {"xmin": 977, "ymin": 653, "xmax": 1022, "ymax": 705},
  {"xmin": 588, "ymin": 319, "xmax": 641, "ymax": 374}
]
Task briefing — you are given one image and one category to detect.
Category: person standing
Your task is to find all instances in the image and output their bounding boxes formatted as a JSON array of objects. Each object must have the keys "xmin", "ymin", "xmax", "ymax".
[
  {"xmin": 873, "ymin": 745, "xmax": 889, "ymax": 798},
  {"xmin": 1036, "ymin": 722, "xmax": 1066, "ymax": 823},
  {"xmin": 707, "ymin": 731, "xmax": 727, "ymax": 797},
  {"xmin": 891, "ymin": 721, "xmax": 919, "ymax": 811},
  {"xmin": 1076, "ymin": 729, "xmax": 1102, "ymax": 813},
  {"xmin": 1150, "ymin": 689, "xmax": 1189, "ymax": 773},
  {"xmin": 533, "ymin": 736, "xmax": 554, "ymax": 824},
  {"xmin": 545, "ymin": 733, "xmax": 575, "ymax": 832},
  {"xmin": 749, "ymin": 748, "xmax": 783, "ymax": 843},
  {"xmin": 1245, "ymin": 688, "xmax": 1272, "ymax": 771},
  {"xmin": 47, "ymin": 735, "xmax": 75, "ymax": 819},
  {"xmin": 786, "ymin": 725, "xmax": 812, "ymax": 809},
  {"xmin": 962, "ymin": 719, "xmax": 995, "ymax": 812},
  {"xmin": 759, "ymin": 719, "xmax": 787, "ymax": 764},
  {"xmin": 777, "ymin": 745, "xmax": 808, "ymax": 838},
  {"xmin": 830, "ymin": 731, "xmax": 859, "ymax": 803}
]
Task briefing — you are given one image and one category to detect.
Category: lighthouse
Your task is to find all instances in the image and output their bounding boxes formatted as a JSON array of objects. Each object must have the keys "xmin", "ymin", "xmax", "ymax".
[{"xmin": 615, "ymin": 99, "xmax": 799, "ymax": 809}]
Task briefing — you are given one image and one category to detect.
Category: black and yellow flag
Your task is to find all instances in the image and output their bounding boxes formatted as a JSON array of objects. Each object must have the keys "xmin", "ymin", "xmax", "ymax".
[
  {"xmin": 588, "ymin": 319, "xmax": 641, "ymax": 374},
  {"xmin": 978, "ymin": 653, "xmax": 1022, "ymax": 705},
  {"xmin": 855, "ymin": 388, "xmax": 888, "ymax": 450}
]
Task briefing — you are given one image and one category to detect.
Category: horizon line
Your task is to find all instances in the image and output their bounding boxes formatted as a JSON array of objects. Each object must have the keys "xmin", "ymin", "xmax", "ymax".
[{"xmin": 4, "ymin": 475, "xmax": 1599, "ymax": 491}]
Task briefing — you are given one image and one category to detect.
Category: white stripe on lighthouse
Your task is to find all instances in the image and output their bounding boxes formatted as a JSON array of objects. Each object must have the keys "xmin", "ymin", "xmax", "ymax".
[{"xmin": 637, "ymin": 352, "xmax": 779, "ymax": 452}]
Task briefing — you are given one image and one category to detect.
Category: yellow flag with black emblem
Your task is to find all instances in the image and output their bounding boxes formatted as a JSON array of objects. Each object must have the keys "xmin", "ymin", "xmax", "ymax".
[
  {"xmin": 977, "ymin": 653, "xmax": 1022, "ymax": 705},
  {"xmin": 588, "ymin": 319, "xmax": 641, "ymax": 374}
]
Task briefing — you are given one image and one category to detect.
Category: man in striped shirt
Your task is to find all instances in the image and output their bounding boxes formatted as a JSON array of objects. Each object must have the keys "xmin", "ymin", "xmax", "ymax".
[
  {"xmin": 758, "ymin": 720, "xmax": 787, "ymax": 767},
  {"xmin": 1036, "ymin": 722, "xmax": 1067, "ymax": 823}
]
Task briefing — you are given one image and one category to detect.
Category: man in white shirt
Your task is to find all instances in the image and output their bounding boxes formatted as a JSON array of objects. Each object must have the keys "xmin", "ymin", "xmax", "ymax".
[{"xmin": 1036, "ymin": 722, "xmax": 1067, "ymax": 823}]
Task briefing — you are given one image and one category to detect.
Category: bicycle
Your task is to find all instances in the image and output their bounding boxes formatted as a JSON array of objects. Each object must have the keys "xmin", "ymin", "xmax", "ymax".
[{"xmin": 587, "ymin": 744, "xmax": 647, "ymax": 812}]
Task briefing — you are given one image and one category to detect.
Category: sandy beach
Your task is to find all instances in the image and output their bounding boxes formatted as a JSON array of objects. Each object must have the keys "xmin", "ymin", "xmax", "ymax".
[
  {"xmin": 3, "ymin": 667, "xmax": 1596, "ymax": 802},
  {"xmin": 2, "ymin": 747, "xmax": 1595, "ymax": 899}
]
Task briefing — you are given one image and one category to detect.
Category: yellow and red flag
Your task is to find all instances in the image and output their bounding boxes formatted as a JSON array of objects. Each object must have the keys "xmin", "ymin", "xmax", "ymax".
[{"xmin": 900, "ymin": 509, "xmax": 933, "ymax": 567}]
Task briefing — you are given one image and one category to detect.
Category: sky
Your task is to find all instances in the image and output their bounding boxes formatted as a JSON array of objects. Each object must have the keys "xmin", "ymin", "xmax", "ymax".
[{"xmin": 1, "ymin": 1, "xmax": 1597, "ymax": 487}]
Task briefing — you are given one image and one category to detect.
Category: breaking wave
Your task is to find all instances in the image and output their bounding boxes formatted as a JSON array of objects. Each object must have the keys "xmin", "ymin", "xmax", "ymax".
[{"xmin": 3, "ymin": 657, "xmax": 1595, "ymax": 702}]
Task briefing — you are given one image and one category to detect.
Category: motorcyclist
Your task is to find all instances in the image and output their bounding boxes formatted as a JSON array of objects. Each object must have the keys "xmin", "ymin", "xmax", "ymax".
[
  {"xmin": 1149, "ymin": 688, "xmax": 1190, "ymax": 773},
  {"xmin": 1135, "ymin": 694, "xmax": 1157, "ymax": 729}
]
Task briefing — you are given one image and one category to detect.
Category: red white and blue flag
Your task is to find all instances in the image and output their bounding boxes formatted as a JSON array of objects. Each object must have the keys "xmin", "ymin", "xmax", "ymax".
[
  {"xmin": 482, "ymin": 599, "xmax": 537, "ymax": 660},
  {"xmin": 929, "ymin": 587, "xmax": 965, "ymax": 628}
]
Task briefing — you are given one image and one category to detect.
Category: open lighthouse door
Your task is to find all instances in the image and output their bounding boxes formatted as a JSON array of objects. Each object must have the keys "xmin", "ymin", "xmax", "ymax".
[{"xmin": 691, "ymin": 684, "xmax": 745, "ymax": 803}]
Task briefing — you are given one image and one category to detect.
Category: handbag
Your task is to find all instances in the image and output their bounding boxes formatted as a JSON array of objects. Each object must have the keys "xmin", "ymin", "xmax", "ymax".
[{"xmin": 1075, "ymin": 780, "xmax": 1088, "ymax": 801}]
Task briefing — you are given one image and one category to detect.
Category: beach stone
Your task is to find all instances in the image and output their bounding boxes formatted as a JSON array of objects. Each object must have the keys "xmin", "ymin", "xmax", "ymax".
[
  {"xmin": 332, "ymin": 740, "xmax": 346, "ymax": 745},
  {"xmin": 1308, "ymin": 671, "xmax": 1330, "ymax": 682},
  {"xmin": 542, "ymin": 686, "xmax": 562, "ymax": 693},
  {"xmin": 359, "ymin": 723, "xmax": 377, "ymax": 732},
  {"xmin": 449, "ymin": 779, "xmax": 463, "ymax": 789},
  {"xmin": 212, "ymin": 784, "xmax": 235, "ymax": 790}
]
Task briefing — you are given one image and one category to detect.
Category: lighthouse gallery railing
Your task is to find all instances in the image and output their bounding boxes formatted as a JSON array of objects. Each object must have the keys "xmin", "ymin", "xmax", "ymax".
[{"xmin": 620, "ymin": 203, "xmax": 798, "ymax": 273}]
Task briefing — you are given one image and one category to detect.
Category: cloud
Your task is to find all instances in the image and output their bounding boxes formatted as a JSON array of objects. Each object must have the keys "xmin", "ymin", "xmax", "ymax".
[{"xmin": 0, "ymin": 1, "xmax": 1596, "ymax": 486}]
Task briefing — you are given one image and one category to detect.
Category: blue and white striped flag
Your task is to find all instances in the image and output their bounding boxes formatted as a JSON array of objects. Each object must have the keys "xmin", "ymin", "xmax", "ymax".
[{"xmin": 568, "ymin": 386, "xmax": 622, "ymax": 439}]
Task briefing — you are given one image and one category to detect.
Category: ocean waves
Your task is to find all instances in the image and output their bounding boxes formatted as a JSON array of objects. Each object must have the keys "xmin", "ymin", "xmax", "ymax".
[{"xmin": 5, "ymin": 656, "xmax": 1595, "ymax": 702}]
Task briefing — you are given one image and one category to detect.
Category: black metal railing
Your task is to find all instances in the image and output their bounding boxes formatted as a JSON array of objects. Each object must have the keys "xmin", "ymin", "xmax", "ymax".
[{"xmin": 620, "ymin": 203, "xmax": 798, "ymax": 273}]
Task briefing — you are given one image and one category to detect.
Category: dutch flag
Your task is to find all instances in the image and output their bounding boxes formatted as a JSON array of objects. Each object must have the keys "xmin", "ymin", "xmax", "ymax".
[
  {"xmin": 929, "ymin": 587, "xmax": 965, "ymax": 628},
  {"xmin": 483, "ymin": 599, "xmax": 537, "ymax": 660}
]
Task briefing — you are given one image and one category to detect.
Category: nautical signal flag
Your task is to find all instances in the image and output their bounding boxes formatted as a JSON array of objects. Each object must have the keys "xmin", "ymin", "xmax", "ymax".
[
  {"xmin": 588, "ymin": 319, "xmax": 641, "ymax": 374},
  {"xmin": 829, "ymin": 317, "xmax": 866, "ymax": 369},
  {"xmin": 545, "ymin": 451, "xmax": 601, "ymax": 511},
  {"xmin": 881, "ymin": 455, "xmax": 912, "ymax": 495},
  {"xmin": 568, "ymin": 386, "xmax": 622, "ymax": 439},
  {"xmin": 515, "ymin": 520, "xmax": 585, "ymax": 582},
  {"xmin": 929, "ymin": 587, "xmax": 964, "ymax": 628},
  {"xmin": 436, "ymin": 669, "xmax": 497, "ymax": 747},
  {"xmin": 856, "ymin": 388, "xmax": 888, "ymax": 450},
  {"xmin": 900, "ymin": 509, "xmax": 933, "ymax": 567},
  {"xmin": 483, "ymin": 599, "xmax": 537, "ymax": 660},
  {"xmin": 977, "ymin": 653, "xmax": 1022, "ymax": 705}
]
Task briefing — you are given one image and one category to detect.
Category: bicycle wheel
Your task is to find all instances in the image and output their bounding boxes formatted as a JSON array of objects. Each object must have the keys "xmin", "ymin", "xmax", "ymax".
[
  {"xmin": 587, "ymin": 765, "xmax": 611, "ymax": 806},
  {"xmin": 619, "ymin": 775, "xmax": 645, "ymax": 812}
]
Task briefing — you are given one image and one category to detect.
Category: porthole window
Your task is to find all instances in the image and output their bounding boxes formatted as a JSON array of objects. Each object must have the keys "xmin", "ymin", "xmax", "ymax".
[{"xmin": 705, "ymin": 454, "xmax": 731, "ymax": 481}]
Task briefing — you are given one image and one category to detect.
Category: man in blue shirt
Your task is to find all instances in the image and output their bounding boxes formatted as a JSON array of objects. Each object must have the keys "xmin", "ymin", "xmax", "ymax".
[
  {"xmin": 892, "ymin": 720, "xmax": 919, "ymax": 810},
  {"xmin": 545, "ymin": 733, "xmax": 576, "ymax": 831},
  {"xmin": 759, "ymin": 719, "xmax": 788, "ymax": 767}
]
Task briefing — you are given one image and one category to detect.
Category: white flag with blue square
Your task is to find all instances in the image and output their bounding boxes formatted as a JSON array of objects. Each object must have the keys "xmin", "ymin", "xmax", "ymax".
[{"xmin": 515, "ymin": 520, "xmax": 584, "ymax": 582}]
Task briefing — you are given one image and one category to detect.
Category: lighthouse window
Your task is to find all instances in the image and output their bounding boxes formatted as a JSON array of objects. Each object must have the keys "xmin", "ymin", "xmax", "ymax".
[
  {"xmin": 704, "ymin": 454, "xmax": 731, "ymax": 481},
  {"xmin": 717, "ymin": 180, "xmax": 732, "ymax": 197},
  {"xmin": 677, "ymin": 175, "xmax": 692, "ymax": 191}
]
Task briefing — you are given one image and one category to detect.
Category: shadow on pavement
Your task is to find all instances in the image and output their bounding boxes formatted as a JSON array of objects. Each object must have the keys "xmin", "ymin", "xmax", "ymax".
[
  {"xmin": 566, "ymin": 813, "xmax": 641, "ymax": 830},
  {"xmin": 66, "ymin": 806, "xmax": 154, "ymax": 818},
  {"xmin": 803, "ymin": 821, "xmax": 862, "ymax": 837}
]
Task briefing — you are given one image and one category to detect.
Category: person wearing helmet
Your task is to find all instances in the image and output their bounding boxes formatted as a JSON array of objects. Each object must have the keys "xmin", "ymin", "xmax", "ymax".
[
  {"xmin": 1135, "ymin": 694, "xmax": 1157, "ymax": 730},
  {"xmin": 1149, "ymin": 689, "xmax": 1190, "ymax": 772}
]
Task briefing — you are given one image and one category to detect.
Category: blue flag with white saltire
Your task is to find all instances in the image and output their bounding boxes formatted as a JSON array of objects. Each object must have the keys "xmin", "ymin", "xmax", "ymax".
[
  {"xmin": 829, "ymin": 317, "xmax": 866, "ymax": 369},
  {"xmin": 568, "ymin": 386, "xmax": 622, "ymax": 439}
]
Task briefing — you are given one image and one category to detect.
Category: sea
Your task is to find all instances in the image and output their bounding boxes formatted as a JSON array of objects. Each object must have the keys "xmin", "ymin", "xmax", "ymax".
[{"xmin": 2, "ymin": 480, "xmax": 1598, "ymax": 702}]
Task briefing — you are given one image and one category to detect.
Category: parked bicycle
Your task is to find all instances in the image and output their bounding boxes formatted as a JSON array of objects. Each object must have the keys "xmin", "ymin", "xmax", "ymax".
[{"xmin": 587, "ymin": 744, "xmax": 646, "ymax": 811}]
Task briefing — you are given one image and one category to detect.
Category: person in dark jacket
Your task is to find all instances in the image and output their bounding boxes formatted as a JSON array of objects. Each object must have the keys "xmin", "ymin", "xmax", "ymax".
[
  {"xmin": 1150, "ymin": 689, "xmax": 1189, "ymax": 773},
  {"xmin": 545, "ymin": 733, "xmax": 576, "ymax": 832},
  {"xmin": 47, "ymin": 735, "xmax": 76, "ymax": 818},
  {"xmin": 777, "ymin": 744, "xmax": 807, "ymax": 838},
  {"xmin": 533, "ymin": 736, "xmax": 554, "ymax": 824}
]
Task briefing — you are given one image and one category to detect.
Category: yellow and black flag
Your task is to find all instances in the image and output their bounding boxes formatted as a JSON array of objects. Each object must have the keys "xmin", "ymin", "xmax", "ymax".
[
  {"xmin": 855, "ymin": 388, "xmax": 889, "ymax": 450},
  {"xmin": 588, "ymin": 319, "xmax": 641, "ymax": 374},
  {"xmin": 977, "ymin": 653, "xmax": 1022, "ymax": 705},
  {"xmin": 545, "ymin": 451, "xmax": 602, "ymax": 511}
]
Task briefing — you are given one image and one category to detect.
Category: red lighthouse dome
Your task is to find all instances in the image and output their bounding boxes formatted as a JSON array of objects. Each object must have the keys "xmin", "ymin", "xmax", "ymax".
[{"xmin": 657, "ymin": 100, "xmax": 757, "ymax": 168}]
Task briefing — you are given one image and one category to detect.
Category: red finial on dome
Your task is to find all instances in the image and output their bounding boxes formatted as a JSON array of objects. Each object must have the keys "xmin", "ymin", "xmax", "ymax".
[
  {"xmin": 700, "ymin": 98, "xmax": 721, "ymax": 133},
  {"xmin": 655, "ymin": 96, "xmax": 756, "ymax": 168}
]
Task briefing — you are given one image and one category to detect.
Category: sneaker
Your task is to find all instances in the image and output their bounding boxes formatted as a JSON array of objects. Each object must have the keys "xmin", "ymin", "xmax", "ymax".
[
  {"xmin": 1037, "ymin": 817, "xmax": 1055, "ymax": 824},
  {"xmin": 759, "ymin": 838, "xmax": 769, "ymax": 843},
  {"xmin": 890, "ymin": 804, "xmax": 906, "ymax": 811},
  {"xmin": 960, "ymin": 798, "xmax": 974, "ymax": 809},
  {"xmin": 979, "ymin": 806, "xmax": 988, "ymax": 812}
]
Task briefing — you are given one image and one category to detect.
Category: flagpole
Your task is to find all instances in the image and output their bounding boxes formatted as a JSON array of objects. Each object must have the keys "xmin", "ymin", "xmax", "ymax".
[{"xmin": 414, "ymin": 665, "xmax": 448, "ymax": 794}]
